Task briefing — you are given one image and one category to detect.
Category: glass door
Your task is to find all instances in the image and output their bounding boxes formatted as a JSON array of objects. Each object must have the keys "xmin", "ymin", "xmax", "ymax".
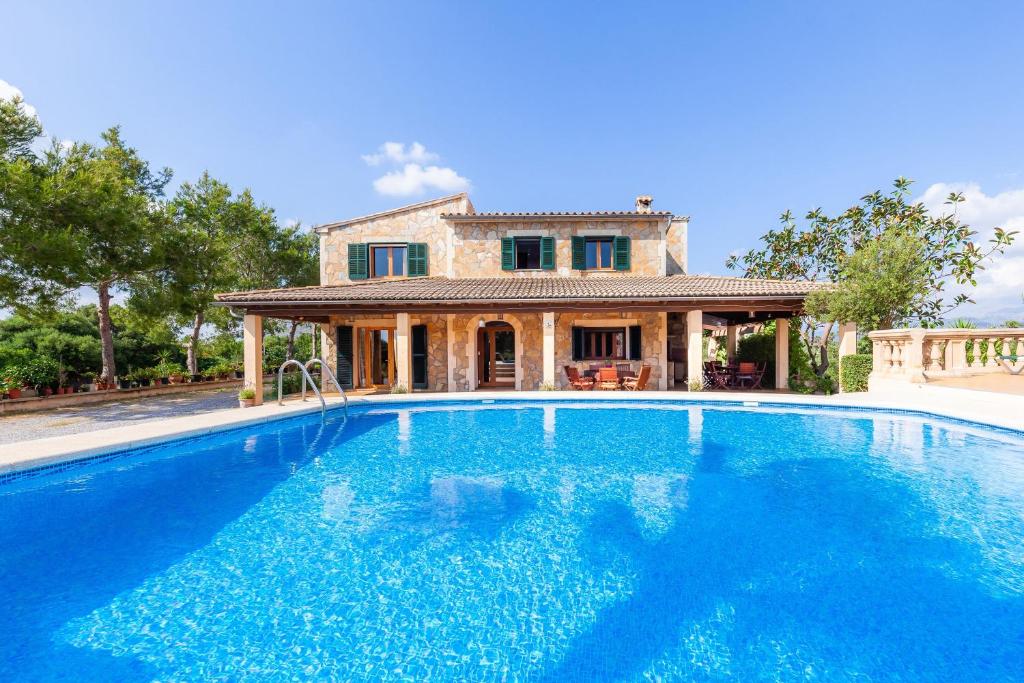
[{"xmin": 361, "ymin": 328, "xmax": 396, "ymax": 388}]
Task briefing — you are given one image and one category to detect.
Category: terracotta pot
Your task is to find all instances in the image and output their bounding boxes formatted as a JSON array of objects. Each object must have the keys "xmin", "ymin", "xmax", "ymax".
[
  {"xmin": 239, "ymin": 398, "xmax": 256, "ymax": 408},
  {"xmin": 7, "ymin": 388, "xmax": 21, "ymax": 400},
  {"xmin": 42, "ymin": 387, "xmax": 53, "ymax": 397}
]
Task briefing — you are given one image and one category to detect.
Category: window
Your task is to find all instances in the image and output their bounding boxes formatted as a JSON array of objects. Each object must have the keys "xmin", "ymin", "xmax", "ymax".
[
  {"xmin": 572, "ymin": 325, "xmax": 642, "ymax": 361},
  {"xmin": 502, "ymin": 236, "xmax": 555, "ymax": 271},
  {"xmin": 572, "ymin": 235, "xmax": 630, "ymax": 271},
  {"xmin": 370, "ymin": 245, "xmax": 407, "ymax": 278},
  {"xmin": 583, "ymin": 327, "xmax": 626, "ymax": 360},
  {"xmin": 515, "ymin": 238, "xmax": 541, "ymax": 269},
  {"xmin": 585, "ymin": 237, "xmax": 613, "ymax": 270}
]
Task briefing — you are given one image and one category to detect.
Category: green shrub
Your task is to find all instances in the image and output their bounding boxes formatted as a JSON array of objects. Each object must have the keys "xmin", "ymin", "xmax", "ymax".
[
  {"xmin": 840, "ymin": 354, "xmax": 872, "ymax": 392},
  {"xmin": 238, "ymin": 387, "xmax": 256, "ymax": 400}
]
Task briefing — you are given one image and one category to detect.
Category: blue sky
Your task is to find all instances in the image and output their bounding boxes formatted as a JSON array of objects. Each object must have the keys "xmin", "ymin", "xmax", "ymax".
[{"xmin": 4, "ymin": 1, "xmax": 1024, "ymax": 318}]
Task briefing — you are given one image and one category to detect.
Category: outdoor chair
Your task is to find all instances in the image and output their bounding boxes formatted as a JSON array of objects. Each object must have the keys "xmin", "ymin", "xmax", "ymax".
[
  {"xmin": 734, "ymin": 361, "xmax": 766, "ymax": 389},
  {"xmin": 615, "ymin": 363, "xmax": 636, "ymax": 379},
  {"xmin": 622, "ymin": 365, "xmax": 652, "ymax": 391},
  {"xmin": 563, "ymin": 365, "xmax": 595, "ymax": 390},
  {"xmin": 597, "ymin": 366, "xmax": 620, "ymax": 390},
  {"xmin": 704, "ymin": 362, "xmax": 731, "ymax": 391}
]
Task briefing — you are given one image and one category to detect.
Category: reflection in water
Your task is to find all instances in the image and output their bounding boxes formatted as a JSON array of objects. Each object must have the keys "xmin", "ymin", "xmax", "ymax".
[
  {"xmin": 689, "ymin": 407, "xmax": 703, "ymax": 448},
  {"xmin": 321, "ymin": 478, "xmax": 355, "ymax": 521},
  {"xmin": 631, "ymin": 474, "xmax": 690, "ymax": 537},
  {"xmin": 543, "ymin": 406, "xmax": 556, "ymax": 450},
  {"xmin": 397, "ymin": 409, "xmax": 411, "ymax": 456}
]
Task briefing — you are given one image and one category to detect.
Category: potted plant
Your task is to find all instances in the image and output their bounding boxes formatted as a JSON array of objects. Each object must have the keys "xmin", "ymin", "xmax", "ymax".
[
  {"xmin": 238, "ymin": 386, "xmax": 257, "ymax": 408},
  {"xmin": 232, "ymin": 362, "xmax": 244, "ymax": 379},
  {"xmin": 118, "ymin": 369, "xmax": 134, "ymax": 390},
  {"xmin": 80, "ymin": 372, "xmax": 96, "ymax": 392}
]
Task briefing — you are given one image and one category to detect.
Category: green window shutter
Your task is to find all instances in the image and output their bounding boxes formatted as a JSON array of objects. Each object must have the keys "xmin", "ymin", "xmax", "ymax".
[
  {"xmin": 407, "ymin": 243, "xmax": 428, "ymax": 277},
  {"xmin": 501, "ymin": 237, "xmax": 515, "ymax": 271},
  {"xmin": 412, "ymin": 324, "xmax": 428, "ymax": 389},
  {"xmin": 628, "ymin": 325, "xmax": 642, "ymax": 360},
  {"xmin": 571, "ymin": 327, "xmax": 585, "ymax": 361},
  {"xmin": 613, "ymin": 236, "xmax": 631, "ymax": 271},
  {"xmin": 348, "ymin": 243, "xmax": 368, "ymax": 280},
  {"xmin": 540, "ymin": 236, "xmax": 556, "ymax": 270},
  {"xmin": 571, "ymin": 236, "xmax": 586, "ymax": 270},
  {"xmin": 335, "ymin": 325, "xmax": 354, "ymax": 389}
]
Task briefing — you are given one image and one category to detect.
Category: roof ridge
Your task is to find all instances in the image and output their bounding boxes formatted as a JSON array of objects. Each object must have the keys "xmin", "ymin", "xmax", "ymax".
[{"xmin": 314, "ymin": 194, "xmax": 469, "ymax": 232}]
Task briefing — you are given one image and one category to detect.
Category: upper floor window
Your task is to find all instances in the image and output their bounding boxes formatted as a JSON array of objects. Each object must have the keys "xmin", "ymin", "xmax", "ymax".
[
  {"xmin": 585, "ymin": 237, "xmax": 613, "ymax": 270},
  {"xmin": 371, "ymin": 245, "xmax": 407, "ymax": 278},
  {"xmin": 501, "ymin": 236, "xmax": 555, "ymax": 271},
  {"xmin": 348, "ymin": 242, "xmax": 428, "ymax": 280},
  {"xmin": 572, "ymin": 235, "xmax": 631, "ymax": 271}
]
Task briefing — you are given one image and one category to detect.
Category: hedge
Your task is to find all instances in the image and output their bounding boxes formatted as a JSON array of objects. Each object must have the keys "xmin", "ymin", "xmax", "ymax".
[{"xmin": 839, "ymin": 354, "xmax": 872, "ymax": 393}]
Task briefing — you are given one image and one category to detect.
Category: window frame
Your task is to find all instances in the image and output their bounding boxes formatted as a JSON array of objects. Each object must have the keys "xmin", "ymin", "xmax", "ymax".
[
  {"xmin": 369, "ymin": 243, "xmax": 408, "ymax": 279},
  {"xmin": 581, "ymin": 327, "xmax": 627, "ymax": 361},
  {"xmin": 584, "ymin": 237, "xmax": 615, "ymax": 270},
  {"xmin": 513, "ymin": 237, "xmax": 542, "ymax": 270}
]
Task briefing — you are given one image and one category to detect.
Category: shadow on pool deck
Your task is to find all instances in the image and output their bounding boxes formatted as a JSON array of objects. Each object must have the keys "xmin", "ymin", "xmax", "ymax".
[{"xmin": 539, "ymin": 441, "xmax": 1024, "ymax": 681}]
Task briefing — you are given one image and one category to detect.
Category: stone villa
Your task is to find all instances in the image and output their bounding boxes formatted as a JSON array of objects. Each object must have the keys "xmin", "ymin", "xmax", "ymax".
[{"xmin": 216, "ymin": 193, "xmax": 837, "ymax": 401}]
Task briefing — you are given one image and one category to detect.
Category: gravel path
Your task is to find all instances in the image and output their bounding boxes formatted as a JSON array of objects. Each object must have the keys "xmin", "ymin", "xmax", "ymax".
[{"xmin": 0, "ymin": 389, "xmax": 239, "ymax": 445}]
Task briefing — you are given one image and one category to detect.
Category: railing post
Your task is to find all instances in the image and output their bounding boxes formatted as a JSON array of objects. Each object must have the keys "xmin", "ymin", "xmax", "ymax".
[{"xmin": 905, "ymin": 328, "xmax": 927, "ymax": 383}]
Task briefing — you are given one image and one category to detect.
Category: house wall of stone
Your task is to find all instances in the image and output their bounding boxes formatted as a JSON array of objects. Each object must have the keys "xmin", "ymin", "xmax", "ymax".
[
  {"xmin": 554, "ymin": 311, "xmax": 667, "ymax": 390},
  {"xmin": 451, "ymin": 218, "xmax": 670, "ymax": 278},
  {"xmin": 446, "ymin": 312, "xmax": 545, "ymax": 391},
  {"xmin": 321, "ymin": 313, "xmax": 448, "ymax": 392},
  {"xmin": 320, "ymin": 195, "xmax": 471, "ymax": 285}
]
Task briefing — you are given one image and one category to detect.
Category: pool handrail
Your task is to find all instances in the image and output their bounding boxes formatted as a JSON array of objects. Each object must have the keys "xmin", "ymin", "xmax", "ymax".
[
  {"xmin": 305, "ymin": 358, "xmax": 349, "ymax": 415},
  {"xmin": 277, "ymin": 360, "xmax": 326, "ymax": 418}
]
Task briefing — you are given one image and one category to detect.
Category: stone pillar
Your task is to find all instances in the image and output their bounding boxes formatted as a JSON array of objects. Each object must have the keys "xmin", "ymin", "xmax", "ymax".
[
  {"xmin": 904, "ymin": 328, "xmax": 928, "ymax": 383},
  {"xmin": 396, "ymin": 312, "xmax": 412, "ymax": 390},
  {"xmin": 446, "ymin": 314, "xmax": 457, "ymax": 392},
  {"xmin": 542, "ymin": 312, "xmax": 556, "ymax": 386},
  {"xmin": 659, "ymin": 312, "xmax": 669, "ymax": 390},
  {"xmin": 775, "ymin": 318, "xmax": 789, "ymax": 390},
  {"xmin": 726, "ymin": 325, "xmax": 738, "ymax": 362},
  {"xmin": 837, "ymin": 322, "xmax": 857, "ymax": 392},
  {"xmin": 686, "ymin": 309, "xmax": 703, "ymax": 389},
  {"xmin": 243, "ymin": 314, "xmax": 264, "ymax": 406}
]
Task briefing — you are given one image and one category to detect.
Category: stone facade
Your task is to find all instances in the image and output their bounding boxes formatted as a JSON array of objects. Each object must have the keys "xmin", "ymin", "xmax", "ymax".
[
  {"xmin": 313, "ymin": 194, "xmax": 684, "ymax": 393},
  {"xmin": 449, "ymin": 218, "xmax": 672, "ymax": 278},
  {"xmin": 320, "ymin": 194, "xmax": 472, "ymax": 285},
  {"xmin": 322, "ymin": 312, "xmax": 448, "ymax": 392},
  {"xmin": 554, "ymin": 312, "xmax": 667, "ymax": 390}
]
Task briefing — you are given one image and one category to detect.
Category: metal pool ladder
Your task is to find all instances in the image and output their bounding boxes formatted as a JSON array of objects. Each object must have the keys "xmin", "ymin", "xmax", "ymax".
[
  {"xmin": 304, "ymin": 358, "xmax": 348, "ymax": 416},
  {"xmin": 276, "ymin": 359, "xmax": 348, "ymax": 418}
]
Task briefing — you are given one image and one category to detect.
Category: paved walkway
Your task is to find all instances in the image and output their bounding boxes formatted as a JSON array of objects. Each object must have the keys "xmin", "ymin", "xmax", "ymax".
[{"xmin": 0, "ymin": 389, "xmax": 238, "ymax": 445}]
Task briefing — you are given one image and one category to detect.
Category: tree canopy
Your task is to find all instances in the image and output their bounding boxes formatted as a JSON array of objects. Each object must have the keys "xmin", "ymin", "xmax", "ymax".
[{"xmin": 728, "ymin": 177, "xmax": 1017, "ymax": 375}]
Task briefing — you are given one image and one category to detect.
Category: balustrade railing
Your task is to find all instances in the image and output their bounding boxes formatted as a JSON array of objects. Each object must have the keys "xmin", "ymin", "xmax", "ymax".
[{"xmin": 869, "ymin": 328, "xmax": 1024, "ymax": 384}]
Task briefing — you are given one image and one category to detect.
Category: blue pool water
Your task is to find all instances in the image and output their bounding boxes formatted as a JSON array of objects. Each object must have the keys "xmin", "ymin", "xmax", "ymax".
[{"xmin": 2, "ymin": 400, "xmax": 1024, "ymax": 681}]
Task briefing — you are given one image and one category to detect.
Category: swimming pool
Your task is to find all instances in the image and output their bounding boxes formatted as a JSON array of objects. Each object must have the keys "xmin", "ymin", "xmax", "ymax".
[{"xmin": 2, "ymin": 399, "xmax": 1023, "ymax": 680}]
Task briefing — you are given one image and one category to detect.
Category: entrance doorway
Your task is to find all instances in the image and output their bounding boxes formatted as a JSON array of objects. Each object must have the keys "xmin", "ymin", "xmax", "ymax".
[
  {"xmin": 360, "ymin": 328, "xmax": 395, "ymax": 388},
  {"xmin": 477, "ymin": 321, "xmax": 516, "ymax": 388}
]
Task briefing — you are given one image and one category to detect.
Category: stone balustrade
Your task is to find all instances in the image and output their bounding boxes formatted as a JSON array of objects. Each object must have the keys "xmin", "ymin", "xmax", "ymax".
[{"xmin": 868, "ymin": 327, "xmax": 1024, "ymax": 387}]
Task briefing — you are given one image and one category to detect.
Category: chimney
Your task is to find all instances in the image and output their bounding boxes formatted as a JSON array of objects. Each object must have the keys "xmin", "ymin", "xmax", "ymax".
[{"xmin": 635, "ymin": 195, "xmax": 653, "ymax": 214}]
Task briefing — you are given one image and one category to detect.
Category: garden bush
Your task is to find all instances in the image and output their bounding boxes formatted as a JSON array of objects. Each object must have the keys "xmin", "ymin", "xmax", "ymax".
[{"xmin": 839, "ymin": 354, "xmax": 872, "ymax": 393}]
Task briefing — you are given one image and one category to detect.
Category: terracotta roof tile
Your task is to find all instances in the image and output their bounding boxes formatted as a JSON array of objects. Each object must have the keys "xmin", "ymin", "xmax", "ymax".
[{"xmin": 215, "ymin": 275, "xmax": 823, "ymax": 305}]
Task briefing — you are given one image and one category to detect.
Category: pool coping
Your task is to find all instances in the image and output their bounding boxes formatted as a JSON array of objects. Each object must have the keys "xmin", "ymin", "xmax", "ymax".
[{"xmin": 2, "ymin": 388, "xmax": 1022, "ymax": 481}]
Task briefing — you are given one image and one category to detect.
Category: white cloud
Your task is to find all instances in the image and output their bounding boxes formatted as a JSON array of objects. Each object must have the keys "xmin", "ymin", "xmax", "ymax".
[
  {"xmin": 361, "ymin": 141, "xmax": 470, "ymax": 197},
  {"xmin": 917, "ymin": 182, "xmax": 1024, "ymax": 322},
  {"xmin": 0, "ymin": 78, "xmax": 37, "ymax": 118},
  {"xmin": 361, "ymin": 141, "xmax": 439, "ymax": 167},
  {"xmin": 372, "ymin": 163, "xmax": 471, "ymax": 197}
]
